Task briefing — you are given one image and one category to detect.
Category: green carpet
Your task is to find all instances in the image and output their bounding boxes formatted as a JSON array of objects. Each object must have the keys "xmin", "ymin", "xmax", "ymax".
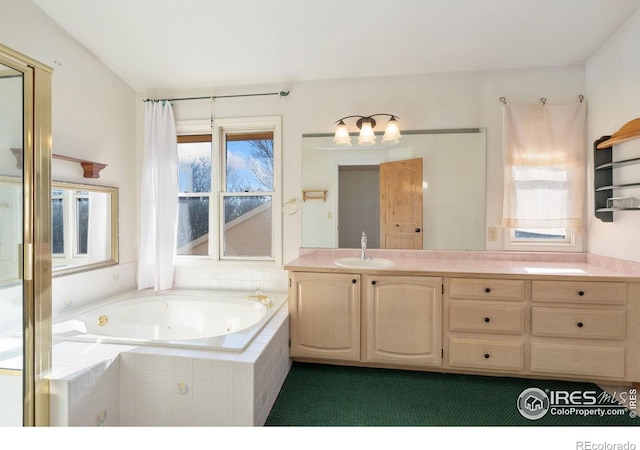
[{"xmin": 265, "ymin": 362, "xmax": 640, "ymax": 426}]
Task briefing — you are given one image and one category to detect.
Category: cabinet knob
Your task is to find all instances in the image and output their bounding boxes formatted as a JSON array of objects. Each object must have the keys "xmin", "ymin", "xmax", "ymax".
[
  {"xmin": 578, "ymin": 290, "xmax": 585, "ymax": 296},
  {"xmin": 485, "ymin": 287, "xmax": 491, "ymax": 293},
  {"xmin": 371, "ymin": 280, "xmax": 376, "ymax": 285},
  {"xmin": 415, "ymin": 228, "xmax": 421, "ymax": 233},
  {"xmin": 577, "ymin": 322, "xmax": 584, "ymax": 328},
  {"xmin": 484, "ymin": 317, "xmax": 491, "ymax": 323},
  {"xmin": 352, "ymin": 279, "xmax": 357, "ymax": 284},
  {"xmin": 484, "ymin": 353, "xmax": 490, "ymax": 359}
]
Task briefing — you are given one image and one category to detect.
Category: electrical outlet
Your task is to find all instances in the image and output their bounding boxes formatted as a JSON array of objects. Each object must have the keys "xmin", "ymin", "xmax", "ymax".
[{"xmin": 487, "ymin": 227, "xmax": 498, "ymax": 241}]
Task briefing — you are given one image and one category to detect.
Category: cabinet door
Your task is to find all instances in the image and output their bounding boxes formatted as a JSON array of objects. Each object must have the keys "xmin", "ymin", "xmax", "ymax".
[
  {"xmin": 364, "ymin": 275, "xmax": 442, "ymax": 367},
  {"xmin": 289, "ymin": 272, "xmax": 361, "ymax": 361}
]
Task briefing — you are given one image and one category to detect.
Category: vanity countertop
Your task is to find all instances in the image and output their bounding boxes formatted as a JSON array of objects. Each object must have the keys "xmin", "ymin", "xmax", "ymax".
[{"xmin": 284, "ymin": 249, "xmax": 640, "ymax": 281}]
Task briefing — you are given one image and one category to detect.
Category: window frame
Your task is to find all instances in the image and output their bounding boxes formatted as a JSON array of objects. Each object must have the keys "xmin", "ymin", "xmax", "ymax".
[
  {"xmin": 504, "ymin": 228, "xmax": 583, "ymax": 252},
  {"xmin": 174, "ymin": 116, "xmax": 283, "ymax": 267}
]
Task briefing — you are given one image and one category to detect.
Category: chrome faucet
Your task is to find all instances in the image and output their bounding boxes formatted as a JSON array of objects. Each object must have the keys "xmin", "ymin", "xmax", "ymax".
[{"xmin": 360, "ymin": 231, "xmax": 368, "ymax": 260}]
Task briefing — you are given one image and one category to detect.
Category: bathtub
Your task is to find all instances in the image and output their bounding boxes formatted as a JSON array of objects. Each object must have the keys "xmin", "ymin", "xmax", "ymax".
[{"xmin": 52, "ymin": 289, "xmax": 287, "ymax": 351}]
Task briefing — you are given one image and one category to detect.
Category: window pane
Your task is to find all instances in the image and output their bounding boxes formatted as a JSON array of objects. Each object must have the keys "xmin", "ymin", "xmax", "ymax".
[
  {"xmin": 52, "ymin": 198, "xmax": 64, "ymax": 254},
  {"xmin": 223, "ymin": 195, "xmax": 272, "ymax": 257},
  {"xmin": 226, "ymin": 133, "xmax": 273, "ymax": 192},
  {"xmin": 514, "ymin": 228, "xmax": 566, "ymax": 240},
  {"xmin": 76, "ymin": 197, "xmax": 89, "ymax": 255},
  {"xmin": 177, "ymin": 196, "xmax": 209, "ymax": 255},
  {"xmin": 178, "ymin": 142, "xmax": 211, "ymax": 193}
]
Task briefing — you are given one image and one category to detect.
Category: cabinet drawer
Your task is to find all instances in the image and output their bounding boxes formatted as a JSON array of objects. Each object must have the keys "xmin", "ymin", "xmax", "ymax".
[
  {"xmin": 531, "ymin": 342, "xmax": 625, "ymax": 379},
  {"xmin": 532, "ymin": 281, "xmax": 626, "ymax": 305},
  {"xmin": 449, "ymin": 278, "xmax": 525, "ymax": 301},
  {"xmin": 449, "ymin": 301, "xmax": 525, "ymax": 334},
  {"xmin": 448, "ymin": 337, "xmax": 524, "ymax": 371},
  {"xmin": 531, "ymin": 307, "xmax": 625, "ymax": 340}
]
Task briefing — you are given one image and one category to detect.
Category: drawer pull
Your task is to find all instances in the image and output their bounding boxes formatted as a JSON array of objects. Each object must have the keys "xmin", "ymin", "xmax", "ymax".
[
  {"xmin": 484, "ymin": 317, "xmax": 491, "ymax": 323},
  {"xmin": 578, "ymin": 290, "xmax": 585, "ymax": 296},
  {"xmin": 484, "ymin": 353, "xmax": 490, "ymax": 359},
  {"xmin": 371, "ymin": 280, "xmax": 376, "ymax": 285},
  {"xmin": 485, "ymin": 287, "xmax": 491, "ymax": 293},
  {"xmin": 577, "ymin": 322, "xmax": 584, "ymax": 328},
  {"xmin": 352, "ymin": 279, "xmax": 357, "ymax": 284}
]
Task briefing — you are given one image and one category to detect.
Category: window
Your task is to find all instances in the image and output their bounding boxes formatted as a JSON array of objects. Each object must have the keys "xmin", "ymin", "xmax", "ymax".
[
  {"xmin": 502, "ymin": 102, "xmax": 586, "ymax": 251},
  {"xmin": 51, "ymin": 189, "xmax": 90, "ymax": 265},
  {"xmin": 223, "ymin": 132, "xmax": 274, "ymax": 258},
  {"xmin": 177, "ymin": 134, "xmax": 212, "ymax": 256},
  {"xmin": 175, "ymin": 116, "xmax": 282, "ymax": 265}
]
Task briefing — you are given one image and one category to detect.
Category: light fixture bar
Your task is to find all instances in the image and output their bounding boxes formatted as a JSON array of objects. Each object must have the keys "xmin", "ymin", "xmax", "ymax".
[{"xmin": 333, "ymin": 113, "xmax": 401, "ymax": 146}]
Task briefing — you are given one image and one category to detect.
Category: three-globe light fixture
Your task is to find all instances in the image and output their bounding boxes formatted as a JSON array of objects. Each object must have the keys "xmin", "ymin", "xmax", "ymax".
[{"xmin": 333, "ymin": 114, "xmax": 401, "ymax": 147}]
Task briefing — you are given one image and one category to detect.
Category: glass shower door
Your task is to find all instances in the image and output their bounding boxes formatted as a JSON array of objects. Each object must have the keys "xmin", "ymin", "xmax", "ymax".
[{"xmin": 0, "ymin": 61, "xmax": 25, "ymax": 426}]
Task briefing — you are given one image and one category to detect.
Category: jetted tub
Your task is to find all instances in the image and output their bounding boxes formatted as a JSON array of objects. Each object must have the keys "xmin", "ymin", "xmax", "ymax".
[{"xmin": 52, "ymin": 289, "xmax": 287, "ymax": 351}]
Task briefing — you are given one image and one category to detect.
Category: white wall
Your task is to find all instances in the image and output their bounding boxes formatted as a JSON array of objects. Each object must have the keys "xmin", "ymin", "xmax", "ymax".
[
  {"xmin": 586, "ymin": 10, "xmax": 640, "ymax": 263},
  {"xmin": 0, "ymin": 0, "xmax": 138, "ymax": 313},
  {"xmin": 145, "ymin": 65, "xmax": 585, "ymax": 265}
]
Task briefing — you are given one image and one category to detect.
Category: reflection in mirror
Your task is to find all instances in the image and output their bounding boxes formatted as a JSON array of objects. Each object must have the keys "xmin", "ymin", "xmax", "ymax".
[
  {"xmin": 51, "ymin": 181, "xmax": 118, "ymax": 275},
  {"xmin": 0, "ymin": 176, "xmax": 118, "ymax": 282},
  {"xmin": 302, "ymin": 129, "xmax": 487, "ymax": 251}
]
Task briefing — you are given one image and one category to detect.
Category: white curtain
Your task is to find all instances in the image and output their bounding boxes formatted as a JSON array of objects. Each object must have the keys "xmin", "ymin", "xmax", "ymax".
[
  {"xmin": 87, "ymin": 191, "xmax": 110, "ymax": 263},
  {"xmin": 502, "ymin": 102, "xmax": 587, "ymax": 233},
  {"xmin": 137, "ymin": 101, "xmax": 178, "ymax": 290}
]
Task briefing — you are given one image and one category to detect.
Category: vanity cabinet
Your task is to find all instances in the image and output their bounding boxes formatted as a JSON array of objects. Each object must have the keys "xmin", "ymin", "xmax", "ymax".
[
  {"xmin": 288, "ymin": 272, "xmax": 361, "ymax": 361},
  {"xmin": 446, "ymin": 278, "xmax": 526, "ymax": 373},
  {"xmin": 286, "ymin": 262, "xmax": 639, "ymax": 385},
  {"xmin": 288, "ymin": 272, "xmax": 442, "ymax": 368},
  {"xmin": 529, "ymin": 280, "xmax": 629, "ymax": 380},
  {"xmin": 364, "ymin": 275, "xmax": 441, "ymax": 367}
]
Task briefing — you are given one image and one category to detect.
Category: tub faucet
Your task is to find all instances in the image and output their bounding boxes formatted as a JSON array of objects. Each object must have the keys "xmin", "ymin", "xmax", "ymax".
[
  {"xmin": 361, "ymin": 231, "xmax": 368, "ymax": 260},
  {"xmin": 247, "ymin": 290, "xmax": 273, "ymax": 307}
]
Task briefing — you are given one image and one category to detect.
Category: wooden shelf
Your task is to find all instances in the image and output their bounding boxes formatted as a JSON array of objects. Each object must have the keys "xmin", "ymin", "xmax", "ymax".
[
  {"xmin": 9, "ymin": 149, "xmax": 107, "ymax": 179},
  {"xmin": 53, "ymin": 154, "xmax": 107, "ymax": 178},
  {"xmin": 596, "ymin": 118, "xmax": 640, "ymax": 149},
  {"xmin": 303, "ymin": 190, "xmax": 327, "ymax": 201}
]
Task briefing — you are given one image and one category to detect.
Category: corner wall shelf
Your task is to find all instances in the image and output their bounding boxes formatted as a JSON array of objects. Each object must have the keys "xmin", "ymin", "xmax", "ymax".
[
  {"xmin": 594, "ymin": 118, "xmax": 640, "ymax": 222},
  {"xmin": 9, "ymin": 148, "xmax": 107, "ymax": 179},
  {"xmin": 52, "ymin": 154, "xmax": 107, "ymax": 179}
]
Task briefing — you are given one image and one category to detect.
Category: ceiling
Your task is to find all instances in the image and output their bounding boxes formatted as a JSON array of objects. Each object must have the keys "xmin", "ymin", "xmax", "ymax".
[{"xmin": 32, "ymin": 0, "xmax": 640, "ymax": 92}]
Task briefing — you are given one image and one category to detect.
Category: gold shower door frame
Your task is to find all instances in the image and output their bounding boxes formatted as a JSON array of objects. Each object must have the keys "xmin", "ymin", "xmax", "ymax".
[{"xmin": 0, "ymin": 44, "xmax": 52, "ymax": 427}]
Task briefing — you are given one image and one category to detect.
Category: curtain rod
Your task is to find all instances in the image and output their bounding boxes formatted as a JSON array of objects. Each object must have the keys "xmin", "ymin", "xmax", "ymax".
[
  {"xmin": 143, "ymin": 90, "xmax": 289, "ymax": 103},
  {"xmin": 499, "ymin": 95, "xmax": 584, "ymax": 105}
]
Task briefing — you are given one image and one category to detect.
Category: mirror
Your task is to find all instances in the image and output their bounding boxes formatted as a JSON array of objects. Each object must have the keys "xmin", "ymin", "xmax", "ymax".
[
  {"xmin": 301, "ymin": 129, "xmax": 486, "ymax": 250},
  {"xmin": 0, "ymin": 176, "xmax": 119, "ymax": 280},
  {"xmin": 51, "ymin": 181, "xmax": 118, "ymax": 275}
]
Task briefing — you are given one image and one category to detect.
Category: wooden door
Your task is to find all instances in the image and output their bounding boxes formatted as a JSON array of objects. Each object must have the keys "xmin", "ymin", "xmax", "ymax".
[{"xmin": 379, "ymin": 158, "xmax": 423, "ymax": 249}]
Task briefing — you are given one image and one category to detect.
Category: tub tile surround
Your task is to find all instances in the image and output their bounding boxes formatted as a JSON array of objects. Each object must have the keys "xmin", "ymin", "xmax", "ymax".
[
  {"xmin": 173, "ymin": 265, "xmax": 289, "ymax": 292},
  {"xmin": 290, "ymin": 248, "xmax": 640, "ymax": 279},
  {"xmin": 47, "ymin": 307, "xmax": 290, "ymax": 426}
]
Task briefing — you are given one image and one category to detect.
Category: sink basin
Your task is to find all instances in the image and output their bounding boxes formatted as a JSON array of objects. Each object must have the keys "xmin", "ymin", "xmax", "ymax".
[{"xmin": 334, "ymin": 257, "xmax": 393, "ymax": 269}]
